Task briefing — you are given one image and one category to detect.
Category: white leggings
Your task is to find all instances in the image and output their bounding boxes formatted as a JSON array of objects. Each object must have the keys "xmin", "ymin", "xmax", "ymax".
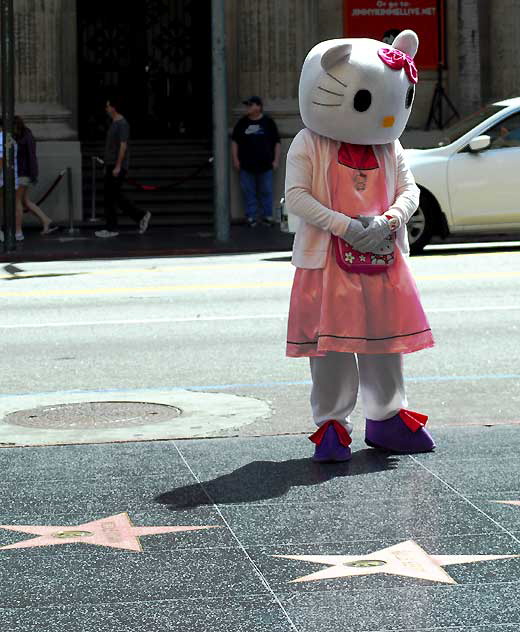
[{"xmin": 310, "ymin": 352, "xmax": 407, "ymax": 428}]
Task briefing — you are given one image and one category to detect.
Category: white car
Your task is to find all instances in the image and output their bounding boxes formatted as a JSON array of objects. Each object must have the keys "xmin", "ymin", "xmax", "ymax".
[
  {"xmin": 280, "ymin": 97, "xmax": 520, "ymax": 253},
  {"xmin": 406, "ymin": 97, "xmax": 520, "ymax": 253}
]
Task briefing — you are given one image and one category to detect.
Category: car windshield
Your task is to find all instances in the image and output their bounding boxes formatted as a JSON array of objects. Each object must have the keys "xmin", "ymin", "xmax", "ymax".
[{"xmin": 424, "ymin": 104, "xmax": 508, "ymax": 148}]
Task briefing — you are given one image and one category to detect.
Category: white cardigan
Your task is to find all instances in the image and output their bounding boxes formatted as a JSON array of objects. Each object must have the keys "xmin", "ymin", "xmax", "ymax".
[{"xmin": 285, "ymin": 128, "xmax": 420, "ymax": 269}]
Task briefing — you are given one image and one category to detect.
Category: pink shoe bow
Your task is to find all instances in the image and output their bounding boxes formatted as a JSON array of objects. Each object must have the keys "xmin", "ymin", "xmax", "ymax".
[
  {"xmin": 399, "ymin": 409, "xmax": 428, "ymax": 432},
  {"xmin": 309, "ymin": 420, "xmax": 352, "ymax": 447},
  {"xmin": 378, "ymin": 47, "xmax": 418, "ymax": 84}
]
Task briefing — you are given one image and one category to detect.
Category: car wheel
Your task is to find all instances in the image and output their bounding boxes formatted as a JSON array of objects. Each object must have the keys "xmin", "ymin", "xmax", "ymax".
[{"xmin": 408, "ymin": 198, "xmax": 434, "ymax": 255}]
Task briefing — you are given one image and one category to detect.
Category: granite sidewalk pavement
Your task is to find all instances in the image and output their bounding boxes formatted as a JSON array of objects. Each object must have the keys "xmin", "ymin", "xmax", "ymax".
[{"xmin": 0, "ymin": 425, "xmax": 519, "ymax": 631}]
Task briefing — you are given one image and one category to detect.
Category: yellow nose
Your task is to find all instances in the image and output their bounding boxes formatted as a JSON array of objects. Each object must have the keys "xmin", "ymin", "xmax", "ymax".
[{"xmin": 382, "ymin": 116, "xmax": 395, "ymax": 128}]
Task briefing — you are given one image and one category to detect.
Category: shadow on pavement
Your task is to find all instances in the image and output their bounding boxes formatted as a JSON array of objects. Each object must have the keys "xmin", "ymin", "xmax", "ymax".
[
  {"xmin": 155, "ymin": 449, "xmax": 399, "ymax": 509},
  {"xmin": 262, "ymin": 255, "xmax": 292, "ymax": 262}
]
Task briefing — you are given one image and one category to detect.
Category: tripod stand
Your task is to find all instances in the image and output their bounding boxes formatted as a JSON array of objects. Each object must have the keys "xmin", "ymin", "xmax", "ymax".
[{"xmin": 425, "ymin": 63, "xmax": 460, "ymax": 130}]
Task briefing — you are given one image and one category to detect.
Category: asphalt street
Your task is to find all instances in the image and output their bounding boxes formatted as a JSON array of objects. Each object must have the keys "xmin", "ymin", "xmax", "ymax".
[{"xmin": 2, "ymin": 242, "xmax": 520, "ymax": 441}]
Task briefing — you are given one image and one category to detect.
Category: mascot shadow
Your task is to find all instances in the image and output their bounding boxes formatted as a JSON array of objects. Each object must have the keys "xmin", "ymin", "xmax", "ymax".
[{"xmin": 155, "ymin": 448, "xmax": 399, "ymax": 510}]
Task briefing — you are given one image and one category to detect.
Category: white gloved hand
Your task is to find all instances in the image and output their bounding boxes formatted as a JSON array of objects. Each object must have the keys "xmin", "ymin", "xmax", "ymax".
[
  {"xmin": 343, "ymin": 218, "xmax": 367, "ymax": 247},
  {"xmin": 351, "ymin": 215, "xmax": 391, "ymax": 252}
]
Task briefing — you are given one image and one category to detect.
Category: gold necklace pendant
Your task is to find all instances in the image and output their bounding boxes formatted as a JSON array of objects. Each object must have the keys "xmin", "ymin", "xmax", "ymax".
[{"xmin": 353, "ymin": 171, "xmax": 367, "ymax": 191}]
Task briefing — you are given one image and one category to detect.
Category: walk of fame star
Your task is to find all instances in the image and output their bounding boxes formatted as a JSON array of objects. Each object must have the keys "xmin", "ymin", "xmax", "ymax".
[
  {"xmin": 273, "ymin": 540, "xmax": 520, "ymax": 584},
  {"xmin": 0, "ymin": 512, "xmax": 219, "ymax": 553},
  {"xmin": 495, "ymin": 500, "xmax": 520, "ymax": 507}
]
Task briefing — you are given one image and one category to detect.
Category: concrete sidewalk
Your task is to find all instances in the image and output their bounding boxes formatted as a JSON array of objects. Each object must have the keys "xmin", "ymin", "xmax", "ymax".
[{"xmin": 0, "ymin": 426, "xmax": 519, "ymax": 631}]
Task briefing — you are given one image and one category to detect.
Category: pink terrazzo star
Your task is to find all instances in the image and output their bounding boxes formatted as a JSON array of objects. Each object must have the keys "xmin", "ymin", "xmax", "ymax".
[
  {"xmin": 274, "ymin": 540, "xmax": 520, "ymax": 584},
  {"xmin": 0, "ymin": 512, "xmax": 219, "ymax": 553},
  {"xmin": 495, "ymin": 501, "xmax": 520, "ymax": 508}
]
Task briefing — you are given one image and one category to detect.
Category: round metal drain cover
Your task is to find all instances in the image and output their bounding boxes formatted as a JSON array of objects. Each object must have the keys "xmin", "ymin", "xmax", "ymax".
[{"xmin": 5, "ymin": 401, "xmax": 182, "ymax": 430}]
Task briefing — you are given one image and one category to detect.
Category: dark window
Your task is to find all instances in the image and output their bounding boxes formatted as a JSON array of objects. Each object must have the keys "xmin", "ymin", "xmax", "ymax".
[{"xmin": 485, "ymin": 113, "xmax": 520, "ymax": 149}]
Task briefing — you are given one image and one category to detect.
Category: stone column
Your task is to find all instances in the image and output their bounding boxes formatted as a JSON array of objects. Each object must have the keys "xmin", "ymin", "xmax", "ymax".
[
  {"xmin": 231, "ymin": 0, "xmax": 319, "ymax": 135},
  {"xmin": 457, "ymin": 0, "xmax": 482, "ymax": 117},
  {"xmin": 487, "ymin": 0, "xmax": 520, "ymax": 101},
  {"xmin": 0, "ymin": 0, "xmax": 82, "ymax": 222},
  {"xmin": 1, "ymin": 0, "xmax": 77, "ymax": 140},
  {"xmin": 227, "ymin": 0, "xmax": 320, "ymax": 219}
]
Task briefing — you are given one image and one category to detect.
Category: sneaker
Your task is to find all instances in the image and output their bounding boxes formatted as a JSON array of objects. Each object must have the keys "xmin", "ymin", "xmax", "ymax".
[
  {"xmin": 139, "ymin": 211, "xmax": 152, "ymax": 234},
  {"xmin": 260, "ymin": 216, "xmax": 274, "ymax": 227},
  {"xmin": 247, "ymin": 218, "xmax": 257, "ymax": 228},
  {"xmin": 95, "ymin": 230, "xmax": 119, "ymax": 238},
  {"xmin": 15, "ymin": 232, "xmax": 24, "ymax": 241},
  {"xmin": 41, "ymin": 223, "xmax": 59, "ymax": 235}
]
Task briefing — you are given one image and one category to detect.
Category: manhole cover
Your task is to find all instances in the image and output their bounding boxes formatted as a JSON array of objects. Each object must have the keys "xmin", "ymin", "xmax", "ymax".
[{"xmin": 5, "ymin": 401, "xmax": 182, "ymax": 430}]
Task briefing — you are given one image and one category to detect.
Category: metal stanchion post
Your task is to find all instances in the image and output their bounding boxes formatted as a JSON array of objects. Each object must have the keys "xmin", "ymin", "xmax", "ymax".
[
  {"xmin": 67, "ymin": 167, "xmax": 78, "ymax": 234},
  {"xmin": 89, "ymin": 156, "xmax": 98, "ymax": 222},
  {"xmin": 211, "ymin": 0, "xmax": 230, "ymax": 243},
  {"xmin": 1, "ymin": 0, "xmax": 16, "ymax": 252}
]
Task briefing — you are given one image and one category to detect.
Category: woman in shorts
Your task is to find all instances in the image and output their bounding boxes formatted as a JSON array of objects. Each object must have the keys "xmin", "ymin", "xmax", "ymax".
[{"xmin": 14, "ymin": 115, "xmax": 57, "ymax": 240}]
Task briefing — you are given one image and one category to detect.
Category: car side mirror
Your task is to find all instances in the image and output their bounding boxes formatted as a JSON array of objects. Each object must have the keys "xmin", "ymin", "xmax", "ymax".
[{"xmin": 468, "ymin": 135, "xmax": 491, "ymax": 152}]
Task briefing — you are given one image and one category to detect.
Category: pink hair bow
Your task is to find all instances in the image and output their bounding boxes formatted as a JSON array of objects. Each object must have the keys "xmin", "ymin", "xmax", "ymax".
[{"xmin": 378, "ymin": 47, "xmax": 418, "ymax": 84}]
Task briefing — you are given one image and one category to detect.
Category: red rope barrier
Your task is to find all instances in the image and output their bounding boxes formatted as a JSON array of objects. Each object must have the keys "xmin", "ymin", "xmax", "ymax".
[
  {"xmin": 35, "ymin": 169, "xmax": 67, "ymax": 206},
  {"xmin": 124, "ymin": 157, "xmax": 214, "ymax": 192}
]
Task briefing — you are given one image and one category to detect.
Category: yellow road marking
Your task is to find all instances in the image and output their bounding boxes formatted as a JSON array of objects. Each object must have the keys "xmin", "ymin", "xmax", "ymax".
[
  {"xmin": 417, "ymin": 271, "xmax": 520, "ymax": 281},
  {"xmin": 0, "ymin": 281, "xmax": 292, "ymax": 298},
  {"xmin": 2, "ymin": 269, "xmax": 520, "ymax": 298}
]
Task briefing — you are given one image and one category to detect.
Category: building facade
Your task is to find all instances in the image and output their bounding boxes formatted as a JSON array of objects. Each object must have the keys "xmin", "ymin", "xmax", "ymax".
[{"xmin": 2, "ymin": 0, "xmax": 520, "ymax": 222}]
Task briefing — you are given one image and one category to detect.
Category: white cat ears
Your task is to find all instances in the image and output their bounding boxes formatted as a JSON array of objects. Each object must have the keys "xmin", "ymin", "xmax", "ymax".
[
  {"xmin": 321, "ymin": 43, "xmax": 352, "ymax": 72},
  {"xmin": 392, "ymin": 29, "xmax": 419, "ymax": 59},
  {"xmin": 320, "ymin": 30, "xmax": 419, "ymax": 72}
]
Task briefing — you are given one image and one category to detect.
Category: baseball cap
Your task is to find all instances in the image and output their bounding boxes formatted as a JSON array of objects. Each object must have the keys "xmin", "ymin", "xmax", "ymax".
[{"xmin": 242, "ymin": 96, "xmax": 263, "ymax": 106}]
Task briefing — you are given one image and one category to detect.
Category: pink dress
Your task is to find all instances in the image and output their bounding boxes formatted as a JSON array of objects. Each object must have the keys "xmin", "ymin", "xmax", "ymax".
[{"xmin": 286, "ymin": 143, "xmax": 434, "ymax": 358}]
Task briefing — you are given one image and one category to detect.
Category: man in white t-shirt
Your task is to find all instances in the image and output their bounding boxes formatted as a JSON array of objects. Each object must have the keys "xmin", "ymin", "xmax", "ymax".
[{"xmin": 0, "ymin": 122, "xmax": 19, "ymax": 243}]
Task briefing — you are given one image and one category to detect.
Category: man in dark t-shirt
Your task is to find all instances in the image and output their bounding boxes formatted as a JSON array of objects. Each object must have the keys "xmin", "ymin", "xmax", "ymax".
[
  {"xmin": 95, "ymin": 96, "xmax": 152, "ymax": 238},
  {"xmin": 231, "ymin": 96, "xmax": 281, "ymax": 227}
]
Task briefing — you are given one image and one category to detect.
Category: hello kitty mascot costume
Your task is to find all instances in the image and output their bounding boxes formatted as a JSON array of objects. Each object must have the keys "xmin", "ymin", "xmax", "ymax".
[{"xmin": 285, "ymin": 30, "xmax": 436, "ymax": 461}]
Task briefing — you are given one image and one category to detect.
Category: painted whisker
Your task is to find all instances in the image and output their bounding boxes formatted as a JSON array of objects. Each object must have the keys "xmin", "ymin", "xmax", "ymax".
[
  {"xmin": 318, "ymin": 86, "xmax": 344, "ymax": 97},
  {"xmin": 312, "ymin": 101, "xmax": 342, "ymax": 107},
  {"xmin": 313, "ymin": 101, "xmax": 343, "ymax": 108},
  {"xmin": 326, "ymin": 72, "xmax": 348, "ymax": 88}
]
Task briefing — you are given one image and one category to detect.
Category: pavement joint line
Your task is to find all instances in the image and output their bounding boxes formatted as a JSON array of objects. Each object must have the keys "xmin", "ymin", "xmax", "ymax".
[
  {"xmin": 1, "ymin": 304, "xmax": 520, "ymax": 330},
  {"xmin": 0, "ymin": 593, "xmax": 279, "ymax": 610},
  {"xmin": 172, "ymin": 441, "xmax": 300, "ymax": 632},
  {"xmin": 409, "ymin": 456, "xmax": 520, "ymax": 547}
]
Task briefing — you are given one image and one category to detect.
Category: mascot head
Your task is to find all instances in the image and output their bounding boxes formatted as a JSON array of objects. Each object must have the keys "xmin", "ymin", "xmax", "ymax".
[{"xmin": 298, "ymin": 30, "xmax": 419, "ymax": 145}]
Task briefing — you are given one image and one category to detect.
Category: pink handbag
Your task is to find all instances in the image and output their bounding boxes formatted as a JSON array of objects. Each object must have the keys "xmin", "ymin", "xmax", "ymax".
[{"xmin": 332, "ymin": 217, "xmax": 395, "ymax": 274}]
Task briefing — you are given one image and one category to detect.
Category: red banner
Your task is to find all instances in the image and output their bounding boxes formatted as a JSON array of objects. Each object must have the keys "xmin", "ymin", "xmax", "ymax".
[{"xmin": 343, "ymin": 0, "xmax": 444, "ymax": 69}]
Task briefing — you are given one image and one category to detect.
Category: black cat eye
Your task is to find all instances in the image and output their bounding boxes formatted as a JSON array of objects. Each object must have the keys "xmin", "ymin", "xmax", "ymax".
[
  {"xmin": 353, "ymin": 89, "xmax": 372, "ymax": 112},
  {"xmin": 405, "ymin": 85, "xmax": 415, "ymax": 109}
]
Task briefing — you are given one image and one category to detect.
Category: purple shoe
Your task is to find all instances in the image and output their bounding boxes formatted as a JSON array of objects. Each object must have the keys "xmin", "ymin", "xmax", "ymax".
[
  {"xmin": 310, "ymin": 420, "xmax": 352, "ymax": 463},
  {"xmin": 365, "ymin": 409, "xmax": 435, "ymax": 454}
]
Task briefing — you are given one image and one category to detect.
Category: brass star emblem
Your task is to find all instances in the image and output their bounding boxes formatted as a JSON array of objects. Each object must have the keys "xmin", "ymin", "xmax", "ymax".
[
  {"xmin": 274, "ymin": 540, "xmax": 519, "ymax": 584},
  {"xmin": 0, "ymin": 512, "xmax": 219, "ymax": 553}
]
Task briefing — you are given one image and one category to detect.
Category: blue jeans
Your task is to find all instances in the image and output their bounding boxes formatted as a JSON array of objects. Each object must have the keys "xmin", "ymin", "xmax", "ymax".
[{"xmin": 239, "ymin": 169, "xmax": 273, "ymax": 220}]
